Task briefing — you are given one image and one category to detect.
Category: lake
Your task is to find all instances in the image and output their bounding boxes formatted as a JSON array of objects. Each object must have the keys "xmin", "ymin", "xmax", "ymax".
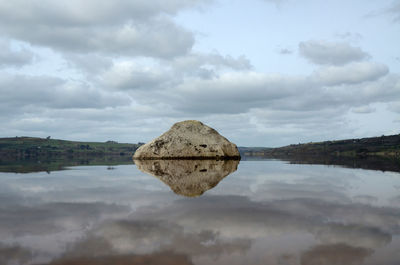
[{"xmin": 0, "ymin": 158, "xmax": 399, "ymax": 265}]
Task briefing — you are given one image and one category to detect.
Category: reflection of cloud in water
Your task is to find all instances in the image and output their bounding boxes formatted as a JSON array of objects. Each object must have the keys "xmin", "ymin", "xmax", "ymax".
[
  {"xmin": 301, "ymin": 244, "xmax": 372, "ymax": 265},
  {"xmin": 254, "ymin": 180, "xmax": 351, "ymax": 203},
  {"xmin": 353, "ymin": 195, "xmax": 378, "ymax": 205},
  {"xmin": 390, "ymin": 195, "xmax": 400, "ymax": 207},
  {"xmin": 45, "ymin": 251, "xmax": 194, "ymax": 265},
  {"xmin": 133, "ymin": 196, "xmax": 394, "ymax": 249},
  {"xmin": 311, "ymin": 224, "xmax": 391, "ymax": 249},
  {"xmin": 61, "ymin": 219, "xmax": 251, "ymax": 259},
  {"xmin": 0, "ymin": 243, "xmax": 33, "ymax": 265},
  {"xmin": 135, "ymin": 159, "xmax": 239, "ymax": 197},
  {"xmin": 1, "ymin": 162, "xmax": 400, "ymax": 264},
  {"xmin": 0, "ymin": 202, "xmax": 129, "ymax": 237},
  {"xmin": 30, "ymin": 194, "xmax": 399, "ymax": 264}
]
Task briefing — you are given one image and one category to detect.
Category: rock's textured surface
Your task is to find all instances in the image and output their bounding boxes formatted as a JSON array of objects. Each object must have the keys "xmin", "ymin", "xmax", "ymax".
[
  {"xmin": 135, "ymin": 159, "xmax": 239, "ymax": 197},
  {"xmin": 133, "ymin": 120, "xmax": 240, "ymax": 159}
]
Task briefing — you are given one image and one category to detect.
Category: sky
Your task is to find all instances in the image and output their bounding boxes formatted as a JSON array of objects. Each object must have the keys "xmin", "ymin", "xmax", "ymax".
[{"xmin": 0, "ymin": 0, "xmax": 399, "ymax": 147}]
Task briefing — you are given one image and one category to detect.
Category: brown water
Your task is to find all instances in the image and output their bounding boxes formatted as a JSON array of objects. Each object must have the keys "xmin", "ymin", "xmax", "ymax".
[{"xmin": 0, "ymin": 159, "xmax": 399, "ymax": 265}]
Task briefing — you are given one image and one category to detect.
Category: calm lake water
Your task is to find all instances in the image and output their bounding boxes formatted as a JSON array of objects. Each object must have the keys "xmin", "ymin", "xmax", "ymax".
[{"xmin": 0, "ymin": 158, "xmax": 400, "ymax": 265}]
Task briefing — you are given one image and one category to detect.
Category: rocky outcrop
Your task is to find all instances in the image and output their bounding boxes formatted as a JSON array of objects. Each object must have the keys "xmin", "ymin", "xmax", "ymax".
[
  {"xmin": 135, "ymin": 159, "xmax": 239, "ymax": 197},
  {"xmin": 133, "ymin": 120, "xmax": 240, "ymax": 159}
]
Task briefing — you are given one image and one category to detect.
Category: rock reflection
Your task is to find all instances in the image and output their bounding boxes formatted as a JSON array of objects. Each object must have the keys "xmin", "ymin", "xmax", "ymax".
[{"xmin": 134, "ymin": 159, "xmax": 239, "ymax": 197}]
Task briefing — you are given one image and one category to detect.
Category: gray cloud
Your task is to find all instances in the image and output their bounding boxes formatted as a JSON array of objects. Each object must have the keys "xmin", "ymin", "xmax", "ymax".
[
  {"xmin": 0, "ymin": 39, "xmax": 34, "ymax": 68},
  {"xmin": 100, "ymin": 53, "xmax": 252, "ymax": 91},
  {"xmin": 312, "ymin": 62, "xmax": 388, "ymax": 86},
  {"xmin": 388, "ymin": 101, "xmax": 400, "ymax": 113},
  {"xmin": 101, "ymin": 61, "xmax": 175, "ymax": 91},
  {"xmin": 352, "ymin": 106, "xmax": 376, "ymax": 114},
  {"xmin": 65, "ymin": 53, "xmax": 113, "ymax": 75},
  {"xmin": 0, "ymin": 0, "xmax": 207, "ymax": 58},
  {"xmin": 1, "ymin": 60, "xmax": 398, "ymax": 144},
  {"xmin": 386, "ymin": 0, "xmax": 400, "ymax": 22},
  {"xmin": 335, "ymin": 32, "xmax": 363, "ymax": 42},
  {"xmin": 170, "ymin": 53, "xmax": 252, "ymax": 74},
  {"xmin": 0, "ymin": 0, "xmax": 207, "ymax": 26},
  {"xmin": 0, "ymin": 1, "xmax": 397, "ymax": 146},
  {"xmin": 0, "ymin": 74, "xmax": 130, "ymax": 109},
  {"xmin": 278, "ymin": 48, "xmax": 293, "ymax": 55},
  {"xmin": 299, "ymin": 40, "xmax": 370, "ymax": 66},
  {"xmin": 260, "ymin": 0, "xmax": 286, "ymax": 5},
  {"xmin": 136, "ymin": 66, "xmax": 394, "ymax": 115}
]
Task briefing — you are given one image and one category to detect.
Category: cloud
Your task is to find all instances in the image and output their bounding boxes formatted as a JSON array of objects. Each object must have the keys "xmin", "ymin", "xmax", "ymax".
[
  {"xmin": 312, "ymin": 62, "xmax": 388, "ymax": 86},
  {"xmin": 260, "ymin": 0, "xmax": 286, "ymax": 6},
  {"xmin": 388, "ymin": 101, "xmax": 400, "ymax": 113},
  {"xmin": 352, "ymin": 106, "xmax": 376, "ymax": 114},
  {"xmin": 1, "ymin": 57, "xmax": 398, "ymax": 145},
  {"xmin": 0, "ymin": 0, "xmax": 208, "ymax": 58},
  {"xmin": 0, "ymin": 0, "xmax": 207, "ymax": 25},
  {"xmin": 278, "ymin": 48, "xmax": 293, "ymax": 55},
  {"xmin": 100, "ymin": 53, "xmax": 252, "ymax": 91},
  {"xmin": 335, "ymin": 32, "xmax": 363, "ymax": 42},
  {"xmin": 170, "ymin": 53, "xmax": 252, "ymax": 74},
  {"xmin": 0, "ymin": 1, "xmax": 397, "ymax": 145},
  {"xmin": 299, "ymin": 40, "xmax": 370, "ymax": 66},
  {"xmin": 65, "ymin": 53, "xmax": 113, "ymax": 75},
  {"xmin": 0, "ymin": 74, "xmax": 130, "ymax": 109},
  {"xmin": 101, "ymin": 61, "xmax": 173, "ymax": 91},
  {"xmin": 0, "ymin": 39, "xmax": 34, "ymax": 68},
  {"xmin": 386, "ymin": 0, "xmax": 400, "ymax": 22}
]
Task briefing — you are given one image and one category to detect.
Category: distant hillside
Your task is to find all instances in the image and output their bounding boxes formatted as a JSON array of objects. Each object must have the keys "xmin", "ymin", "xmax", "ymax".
[
  {"xmin": 239, "ymin": 134, "xmax": 400, "ymax": 158},
  {"xmin": 0, "ymin": 137, "xmax": 143, "ymax": 160}
]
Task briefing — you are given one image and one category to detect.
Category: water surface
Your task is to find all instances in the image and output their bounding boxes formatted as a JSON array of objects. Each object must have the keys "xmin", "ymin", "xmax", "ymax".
[{"xmin": 0, "ymin": 159, "xmax": 399, "ymax": 264}]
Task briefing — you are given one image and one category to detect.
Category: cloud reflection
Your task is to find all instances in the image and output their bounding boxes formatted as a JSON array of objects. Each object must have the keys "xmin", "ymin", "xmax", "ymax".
[{"xmin": 300, "ymin": 244, "xmax": 372, "ymax": 265}]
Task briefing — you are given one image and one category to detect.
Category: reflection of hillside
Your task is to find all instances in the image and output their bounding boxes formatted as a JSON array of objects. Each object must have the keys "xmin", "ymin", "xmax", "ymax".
[
  {"xmin": 135, "ymin": 160, "xmax": 239, "ymax": 197},
  {"xmin": 243, "ymin": 154, "xmax": 400, "ymax": 173},
  {"xmin": 0, "ymin": 156, "xmax": 134, "ymax": 173}
]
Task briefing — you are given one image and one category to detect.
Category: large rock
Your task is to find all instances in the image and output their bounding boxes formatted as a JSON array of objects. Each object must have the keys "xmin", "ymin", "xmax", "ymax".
[
  {"xmin": 133, "ymin": 120, "xmax": 240, "ymax": 159},
  {"xmin": 135, "ymin": 159, "xmax": 239, "ymax": 197}
]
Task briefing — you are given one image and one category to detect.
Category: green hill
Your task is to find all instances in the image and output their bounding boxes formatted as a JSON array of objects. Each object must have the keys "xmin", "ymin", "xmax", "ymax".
[
  {"xmin": 239, "ymin": 134, "xmax": 400, "ymax": 158},
  {"xmin": 0, "ymin": 136, "xmax": 143, "ymax": 160}
]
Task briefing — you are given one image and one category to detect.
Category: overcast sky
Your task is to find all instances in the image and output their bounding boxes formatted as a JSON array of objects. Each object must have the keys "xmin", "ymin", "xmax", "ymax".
[{"xmin": 0, "ymin": 0, "xmax": 399, "ymax": 146}]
